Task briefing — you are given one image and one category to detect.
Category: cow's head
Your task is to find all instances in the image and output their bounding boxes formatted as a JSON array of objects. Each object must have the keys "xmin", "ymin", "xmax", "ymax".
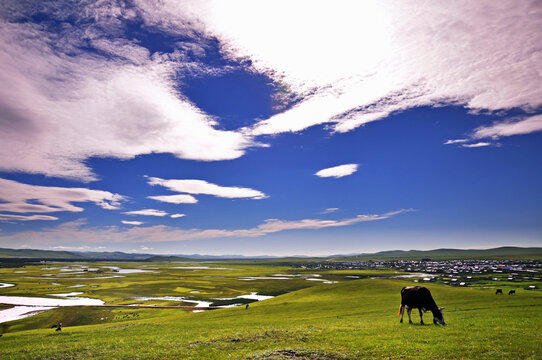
[{"xmin": 433, "ymin": 307, "xmax": 445, "ymax": 325}]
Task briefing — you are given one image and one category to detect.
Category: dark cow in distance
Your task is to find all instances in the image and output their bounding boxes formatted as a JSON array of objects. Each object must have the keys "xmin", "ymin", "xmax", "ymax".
[
  {"xmin": 399, "ymin": 286, "xmax": 445, "ymax": 325},
  {"xmin": 496, "ymin": 289, "xmax": 503, "ymax": 295},
  {"xmin": 508, "ymin": 290, "xmax": 516, "ymax": 295}
]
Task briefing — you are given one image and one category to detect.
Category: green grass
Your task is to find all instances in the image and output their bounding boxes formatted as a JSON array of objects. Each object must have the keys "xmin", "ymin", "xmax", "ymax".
[
  {"xmin": 334, "ymin": 246, "xmax": 542, "ymax": 261},
  {"xmin": 0, "ymin": 263, "xmax": 541, "ymax": 359}
]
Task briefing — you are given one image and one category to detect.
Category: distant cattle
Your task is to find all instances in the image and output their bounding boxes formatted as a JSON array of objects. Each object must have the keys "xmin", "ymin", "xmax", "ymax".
[
  {"xmin": 495, "ymin": 289, "xmax": 503, "ymax": 295},
  {"xmin": 399, "ymin": 286, "xmax": 445, "ymax": 325},
  {"xmin": 508, "ymin": 290, "xmax": 516, "ymax": 295}
]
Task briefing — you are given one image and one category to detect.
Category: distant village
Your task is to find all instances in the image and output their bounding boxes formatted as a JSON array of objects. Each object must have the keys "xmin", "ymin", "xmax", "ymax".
[{"xmin": 294, "ymin": 259, "xmax": 541, "ymax": 288}]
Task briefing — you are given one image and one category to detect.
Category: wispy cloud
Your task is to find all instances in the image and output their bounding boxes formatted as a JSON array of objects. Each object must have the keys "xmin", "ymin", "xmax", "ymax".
[
  {"xmin": 148, "ymin": 194, "xmax": 198, "ymax": 204},
  {"xmin": 121, "ymin": 220, "xmax": 143, "ymax": 225},
  {"xmin": 0, "ymin": 214, "xmax": 58, "ymax": 221},
  {"xmin": 473, "ymin": 114, "xmax": 542, "ymax": 139},
  {"xmin": 163, "ymin": 1, "xmax": 541, "ymax": 135},
  {"xmin": 123, "ymin": 209, "xmax": 168, "ymax": 217},
  {"xmin": 171, "ymin": 214, "xmax": 186, "ymax": 219},
  {"xmin": 1, "ymin": 2, "xmax": 540, "ymax": 181},
  {"xmin": 0, "ymin": 178, "xmax": 124, "ymax": 215},
  {"xmin": 462, "ymin": 142, "xmax": 491, "ymax": 148},
  {"xmin": 147, "ymin": 177, "xmax": 267, "ymax": 199},
  {"xmin": 321, "ymin": 208, "xmax": 339, "ymax": 214},
  {"xmin": 315, "ymin": 164, "xmax": 358, "ymax": 178},
  {"xmin": 0, "ymin": 210, "xmax": 411, "ymax": 245},
  {"xmin": 444, "ymin": 139, "xmax": 468, "ymax": 145},
  {"xmin": 51, "ymin": 245, "xmax": 106, "ymax": 251},
  {"xmin": 0, "ymin": 4, "xmax": 255, "ymax": 181}
]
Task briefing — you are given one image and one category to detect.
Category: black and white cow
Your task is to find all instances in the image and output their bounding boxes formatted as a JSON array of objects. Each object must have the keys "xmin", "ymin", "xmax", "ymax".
[{"xmin": 399, "ymin": 286, "xmax": 445, "ymax": 325}]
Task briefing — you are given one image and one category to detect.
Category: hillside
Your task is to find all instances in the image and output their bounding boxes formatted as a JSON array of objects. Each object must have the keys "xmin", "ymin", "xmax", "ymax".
[
  {"xmin": 1, "ymin": 246, "xmax": 541, "ymax": 262},
  {"xmin": 0, "ymin": 248, "xmax": 83, "ymax": 259},
  {"xmin": 1, "ymin": 278, "xmax": 540, "ymax": 359},
  {"xmin": 332, "ymin": 246, "xmax": 542, "ymax": 261}
]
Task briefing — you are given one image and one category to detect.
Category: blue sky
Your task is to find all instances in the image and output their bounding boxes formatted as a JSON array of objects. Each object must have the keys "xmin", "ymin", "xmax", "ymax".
[{"xmin": 0, "ymin": 1, "xmax": 541, "ymax": 255}]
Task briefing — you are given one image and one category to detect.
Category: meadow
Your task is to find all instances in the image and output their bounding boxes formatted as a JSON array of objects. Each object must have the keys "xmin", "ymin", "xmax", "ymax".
[{"xmin": 0, "ymin": 261, "xmax": 540, "ymax": 359}]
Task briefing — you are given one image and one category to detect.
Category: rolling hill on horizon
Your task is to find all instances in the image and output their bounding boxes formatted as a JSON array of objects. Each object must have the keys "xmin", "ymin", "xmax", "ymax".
[{"xmin": 0, "ymin": 246, "xmax": 540, "ymax": 261}]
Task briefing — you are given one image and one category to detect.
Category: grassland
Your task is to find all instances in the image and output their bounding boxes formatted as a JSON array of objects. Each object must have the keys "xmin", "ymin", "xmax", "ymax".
[{"xmin": 0, "ymin": 261, "xmax": 540, "ymax": 359}]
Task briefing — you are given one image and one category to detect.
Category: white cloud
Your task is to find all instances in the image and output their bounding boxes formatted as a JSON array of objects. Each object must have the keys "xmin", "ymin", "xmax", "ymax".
[
  {"xmin": 0, "ymin": 214, "xmax": 58, "ymax": 221},
  {"xmin": 51, "ymin": 245, "xmax": 106, "ymax": 251},
  {"xmin": 121, "ymin": 220, "xmax": 143, "ymax": 225},
  {"xmin": 124, "ymin": 209, "xmax": 168, "ymax": 217},
  {"xmin": 0, "ymin": 209, "xmax": 411, "ymax": 245},
  {"xmin": 444, "ymin": 139, "xmax": 468, "ymax": 145},
  {"xmin": 0, "ymin": 7, "xmax": 255, "ymax": 181},
  {"xmin": 321, "ymin": 208, "xmax": 339, "ymax": 214},
  {"xmin": 147, "ymin": 177, "xmax": 267, "ymax": 199},
  {"xmin": 0, "ymin": 178, "xmax": 125, "ymax": 215},
  {"xmin": 147, "ymin": 194, "xmax": 198, "ymax": 204},
  {"xmin": 462, "ymin": 142, "xmax": 491, "ymax": 148},
  {"xmin": 315, "ymin": 164, "xmax": 358, "ymax": 179},
  {"xmin": 3, "ymin": 1, "xmax": 540, "ymax": 182},
  {"xmin": 472, "ymin": 115, "xmax": 542, "ymax": 139},
  {"xmin": 171, "ymin": 214, "xmax": 186, "ymax": 218},
  {"xmin": 147, "ymin": 0, "xmax": 541, "ymax": 135}
]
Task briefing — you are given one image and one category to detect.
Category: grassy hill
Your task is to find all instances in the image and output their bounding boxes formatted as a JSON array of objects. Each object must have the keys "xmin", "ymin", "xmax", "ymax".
[
  {"xmin": 0, "ymin": 248, "xmax": 82, "ymax": 259},
  {"xmin": 1, "ymin": 278, "xmax": 540, "ymax": 359},
  {"xmin": 333, "ymin": 246, "xmax": 542, "ymax": 261},
  {"xmin": 0, "ymin": 248, "xmax": 153, "ymax": 261},
  {"xmin": 1, "ymin": 246, "xmax": 541, "ymax": 262}
]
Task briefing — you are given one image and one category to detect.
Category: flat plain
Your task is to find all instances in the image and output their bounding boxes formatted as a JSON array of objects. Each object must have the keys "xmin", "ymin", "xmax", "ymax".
[{"xmin": 0, "ymin": 261, "xmax": 540, "ymax": 359}]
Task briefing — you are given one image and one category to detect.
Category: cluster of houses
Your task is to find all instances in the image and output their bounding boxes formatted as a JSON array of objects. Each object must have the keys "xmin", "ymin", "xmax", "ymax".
[{"xmin": 294, "ymin": 259, "xmax": 541, "ymax": 289}]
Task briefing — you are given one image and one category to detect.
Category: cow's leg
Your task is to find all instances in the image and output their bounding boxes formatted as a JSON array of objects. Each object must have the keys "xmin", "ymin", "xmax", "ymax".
[
  {"xmin": 419, "ymin": 308, "xmax": 424, "ymax": 325},
  {"xmin": 400, "ymin": 305, "xmax": 404, "ymax": 323},
  {"xmin": 407, "ymin": 308, "xmax": 412, "ymax": 324}
]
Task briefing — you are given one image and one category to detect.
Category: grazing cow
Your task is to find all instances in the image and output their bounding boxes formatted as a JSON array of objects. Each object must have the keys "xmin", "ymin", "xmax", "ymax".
[
  {"xmin": 495, "ymin": 289, "xmax": 503, "ymax": 295},
  {"xmin": 508, "ymin": 290, "xmax": 516, "ymax": 295},
  {"xmin": 399, "ymin": 286, "xmax": 445, "ymax": 325}
]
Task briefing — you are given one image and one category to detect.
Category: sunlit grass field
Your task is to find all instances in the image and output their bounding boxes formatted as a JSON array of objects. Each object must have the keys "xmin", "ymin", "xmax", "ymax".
[{"xmin": 0, "ymin": 262, "xmax": 540, "ymax": 359}]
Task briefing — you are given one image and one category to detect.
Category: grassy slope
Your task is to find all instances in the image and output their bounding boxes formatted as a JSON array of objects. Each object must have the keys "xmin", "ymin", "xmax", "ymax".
[
  {"xmin": 0, "ymin": 248, "xmax": 81, "ymax": 259},
  {"xmin": 1, "ymin": 279, "xmax": 540, "ymax": 359},
  {"xmin": 1, "ymin": 246, "xmax": 541, "ymax": 262},
  {"xmin": 334, "ymin": 246, "xmax": 542, "ymax": 261}
]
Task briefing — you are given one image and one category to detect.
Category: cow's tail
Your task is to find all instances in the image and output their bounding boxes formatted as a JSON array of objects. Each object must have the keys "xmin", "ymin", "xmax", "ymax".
[{"xmin": 398, "ymin": 305, "xmax": 403, "ymax": 316}]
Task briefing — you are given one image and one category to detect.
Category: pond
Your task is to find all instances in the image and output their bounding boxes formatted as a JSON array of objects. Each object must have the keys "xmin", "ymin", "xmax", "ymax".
[{"xmin": 0, "ymin": 294, "xmax": 104, "ymax": 324}]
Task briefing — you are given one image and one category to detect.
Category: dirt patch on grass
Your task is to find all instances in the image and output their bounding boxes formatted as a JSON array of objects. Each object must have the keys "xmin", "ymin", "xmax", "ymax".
[
  {"xmin": 246, "ymin": 348, "xmax": 354, "ymax": 360},
  {"xmin": 189, "ymin": 329, "xmax": 313, "ymax": 348}
]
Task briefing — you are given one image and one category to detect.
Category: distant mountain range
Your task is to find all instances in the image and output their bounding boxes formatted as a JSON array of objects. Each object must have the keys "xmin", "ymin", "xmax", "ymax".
[{"xmin": 0, "ymin": 246, "xmax": 540, "ymax": 261}]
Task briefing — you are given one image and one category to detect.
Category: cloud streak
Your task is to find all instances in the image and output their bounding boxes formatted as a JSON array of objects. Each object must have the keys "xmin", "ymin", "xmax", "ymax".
[
  {"xmin": 462, "ymin": 142, "xmax": 491, "ymax": 148},
  {"xmin": 0, "ymin": 214, "xmax": 58, "ymax": 221},
  {"xmin": 148, "ymin": 194, "xmax": 198, "ymax": 204},
  {"xmin": 315, "ymin": 164, "xmax": 358, "ymax": 178},
  {"xmin": 0, "ymin": 210, "xmax": 411, "ymax": 245},
  {"xmin": 121, "ymin": 220, "xmax": 143, "ymax": 226},
  {"xmin": 0, "ymin": 178, "xmax": 124, "ymax": 216},
  {"xmin": 147, "ymin": 177, "xmax": 267, "ymax": 199},
  {"xmin": 473, "ymin": 114, "xmax": 542, "ymax": 139},
  {"xmin": 124, "ymin": 209, "xmax": 168, "ymax": 217}
]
